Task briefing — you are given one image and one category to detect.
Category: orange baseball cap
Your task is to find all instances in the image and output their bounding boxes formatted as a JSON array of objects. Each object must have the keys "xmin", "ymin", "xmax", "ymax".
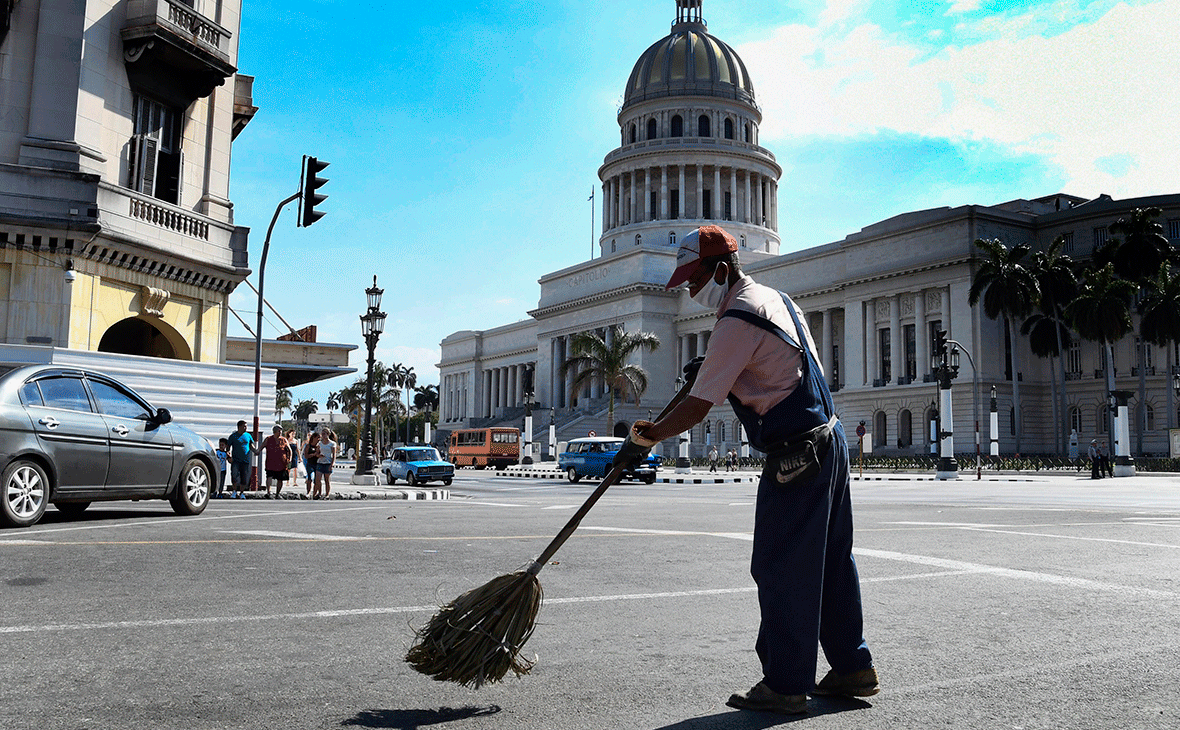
[{"xmin": 665, "ymin": 225, "xmax": 739, "ymax": 290}]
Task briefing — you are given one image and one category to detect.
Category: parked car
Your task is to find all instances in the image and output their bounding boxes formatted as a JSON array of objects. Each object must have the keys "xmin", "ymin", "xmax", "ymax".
[
  {"xmin": 0, "ymin": 364, "xmax": 217, "ymax": 528},
  {"xmin": 559, "ymin": 436, "xmax": 660, "ymax": 484},
  {"xmin": 381, "ymin": 446, "xmax": 454, "ymax": 486}
]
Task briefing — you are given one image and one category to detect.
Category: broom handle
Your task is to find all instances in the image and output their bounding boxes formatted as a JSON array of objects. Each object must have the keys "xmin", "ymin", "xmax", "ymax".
[{"xmin": 527, "ymin": 378, "xmax": 697, "ymax": 574}]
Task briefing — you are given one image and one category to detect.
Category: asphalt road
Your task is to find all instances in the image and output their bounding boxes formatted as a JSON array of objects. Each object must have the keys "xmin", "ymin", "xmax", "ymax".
[{"xmin": 3, "ymin": 470, "xmax": 1179, "ymax": 729}]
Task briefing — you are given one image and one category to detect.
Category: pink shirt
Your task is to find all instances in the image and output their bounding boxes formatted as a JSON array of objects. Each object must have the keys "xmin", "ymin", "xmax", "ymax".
[{"xmin": 689, "ymin": 275, "xmax": 821, "ymax": 417}]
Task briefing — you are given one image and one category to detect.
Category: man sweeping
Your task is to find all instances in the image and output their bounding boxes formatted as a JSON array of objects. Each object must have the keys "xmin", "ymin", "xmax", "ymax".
[{"xmin": 613, "ymin": 224, "xmax": 878, "ymax": 714}]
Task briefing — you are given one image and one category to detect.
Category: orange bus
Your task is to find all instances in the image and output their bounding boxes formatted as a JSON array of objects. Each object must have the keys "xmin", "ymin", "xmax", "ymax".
[{"xmin": 447, "ymin": 427, "xmax": 520, "ymax": 469}]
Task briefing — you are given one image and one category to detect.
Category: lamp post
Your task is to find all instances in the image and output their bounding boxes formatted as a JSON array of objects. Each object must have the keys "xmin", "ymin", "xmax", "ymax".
[
  {"xmin": 1111, "ymin": 390, "xmax": 1135, "ymax": 476},
  {"xmin": 355, "ymin": 276, "xmax": 386, "ymax": 482},
  {"xmin": 932, "ymin": 333, "xmax": 960, "ymax": 480},
  {"xmin": 675, "ymin": 375, "xmax": 691, "ymax": 473},
  {"xmin": 522, "ymin": 365, "xmax": 534, "ymax": 465},
  {"xmin": 947, "ymin": 339, "xmax": 979, "ymax": 479},
  {"xmin": 989, "ymin": 385, "xmax": 1000, "ymax": 458}
]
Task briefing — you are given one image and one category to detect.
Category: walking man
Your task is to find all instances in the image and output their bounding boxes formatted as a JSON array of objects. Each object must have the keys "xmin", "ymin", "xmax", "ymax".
[
  {"xmin": 613, "ymin": 225, "xmax": 877, "ymax": 714},
  {"xmin": 226, "ymin": 420, "xmax": 256, "ymax": 499}
]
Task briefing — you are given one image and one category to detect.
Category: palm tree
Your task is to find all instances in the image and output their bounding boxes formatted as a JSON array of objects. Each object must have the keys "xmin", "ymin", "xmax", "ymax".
[
  {"xmin": 1064, "ymin": 263, "xmax": 1138, "ymax": 444},
  {"xmin": 560, "ymin": 326, "xmax": 660, "ymax": 435},
  {"xmin": 274, "ymin": 388, "xmax": 293, "ymax": 423},
  {"xmin": 414, "ymin": 384, "xmax": 440, "ymax": 414},
  {"xmin": 969, "ymin": 238, "xmax": 1039, "ymax": 453},
  {"xmin": 1025, "ymin": 236, "xmax": 1078, "ymax": 455},
  {"xmin": 293, "ymin": 398, "xmax": 318, "ymax": 434},
  {"xmin": 327, "ymin": 390, "xmax": 340, "ymax": 415},
  {"xmin": 1138, "ymin": 264, "xmax": 1180, "ymax": 428},
  {"xmin": 386, "ymin": 363, "xmax": 416, "ymax": 445},
  {"xmin": 1020, "ymin": 313, "xmax": 1072, "ymax": 453}
]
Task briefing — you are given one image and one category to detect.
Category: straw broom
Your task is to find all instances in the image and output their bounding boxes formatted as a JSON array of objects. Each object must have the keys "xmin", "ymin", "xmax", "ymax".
[{"xmin": 405, "ymin": 379, "xmax": 695, "ymax": 688}]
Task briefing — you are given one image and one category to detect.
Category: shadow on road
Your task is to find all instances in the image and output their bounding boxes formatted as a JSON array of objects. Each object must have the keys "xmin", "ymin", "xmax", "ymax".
[
  {"xmin": 340, "ymin": 705, "xmax": 501, "ymax": 729},
  {"xmin": 652, "ymin": 697, "xmax": 873, "ymax": 729}
]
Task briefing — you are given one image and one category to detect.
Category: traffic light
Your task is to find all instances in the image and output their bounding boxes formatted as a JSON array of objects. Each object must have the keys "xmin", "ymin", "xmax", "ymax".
[
  {"xmin": 934, "ymin": 329, "xmax": 948, "ymax": 359},
  {"xmin": 299, "ymin": 156, "xmax": 329, "ymax": 227}
]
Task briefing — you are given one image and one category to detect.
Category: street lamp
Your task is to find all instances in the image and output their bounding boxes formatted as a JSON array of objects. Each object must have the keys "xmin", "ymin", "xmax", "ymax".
[
  {"xmin": 989, "ymin": 385, "xmax": 999, "ymax": 458},
  {"xmin": 548, "ymin": 407, "xmax": 556, "ymax": 462},
  {"xmin": 522, "ymin": 364, "xmax": 535, "ymax": 465},
  {"xmin": 931, "ymin": 331, "xmax": 960, "ymax": 480},
  {"xmin": 356, "ymin": 276, "xmax": 386, "ymax": 478}
]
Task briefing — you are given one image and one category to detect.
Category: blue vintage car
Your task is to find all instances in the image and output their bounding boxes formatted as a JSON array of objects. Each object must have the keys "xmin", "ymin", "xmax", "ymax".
[
  {"xmin": 558, "ymin": 436, "xmax": 660, "ymax": 484},
  {"xmin": 381, "ymin": 446, "xmax": 454, "ymax": 487}
]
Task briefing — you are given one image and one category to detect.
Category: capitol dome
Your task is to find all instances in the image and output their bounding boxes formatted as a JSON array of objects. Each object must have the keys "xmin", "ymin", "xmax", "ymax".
[{"xmin": 622, "ymin": 1, "xmax": 756, "ymax": 111}]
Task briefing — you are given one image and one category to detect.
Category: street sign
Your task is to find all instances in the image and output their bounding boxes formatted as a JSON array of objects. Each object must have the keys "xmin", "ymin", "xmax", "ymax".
[
  {"xmin": 855, "ymin": 423, "xmax": 866, "ymax": 438},
  {"xmin": 588, "ymin": 430, "xmax": 596, "ymax": 437}
]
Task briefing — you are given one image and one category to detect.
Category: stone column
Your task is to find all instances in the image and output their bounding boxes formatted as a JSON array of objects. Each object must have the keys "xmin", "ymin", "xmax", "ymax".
[
  {"xmin": 601, "ymin": 181, "xmax": 608, "ymax": 231},
  {"xmin": 821, "ymin": 308, "xmax": 834, "ymax": 385},
  {"xmin": 744, "ymin": 172, "xmax": 752, "ymax": 223},
  {"xmin": 915, "ymin": 289, "xmax": 927, "ymax": 382},
  {"xmin": 680, "ymin": 334, "xmax": 690, "ymax": 372},
  {"xmin": 661, "ymin": 166, "xmax": 668, "ymax": 220},
  {"xmin": 866, "ymin": 299, "xmax": 877, "ymax": 384},
  {"xmin": 713, "ymin": 166, "xmax": 721, "ymax": 219},
  {"xmin": 643, "ymin": 169, "xmax": 651, "ymax": 222},
  {"xmin": 696, "ymin": 164, "xmax": 703, "ymax": 220},
  {"xmin": 678, "ymin": 166, "xmax": 686, "ymax": 219},
  {"xmin": 729, "ymin": 168, "xmax": 737, "ymax": 221},
  {"xmin": 889, "ymin": 295, "xmax": 901, "ymax": 385}
]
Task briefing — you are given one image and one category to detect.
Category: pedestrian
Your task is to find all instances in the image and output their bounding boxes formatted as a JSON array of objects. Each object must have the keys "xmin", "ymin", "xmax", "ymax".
[
  {"xmin": 1088, "ymin": 439, "xmax": 1101, "ymax": 479},
  {"xmin": 303, "ymin": 431, "xmax": 320, "ymax": 497},
  {"xmin": 226, "ymin": 420, "xmax": 256, "ymax": 499},
  {"xmin": 286, "ymin": 429, "xmax": 299, "ymax": 484},
  {"xmin": 261, "ymin": 426, "xmax": 289, "ymax": 498},
  {"xmin": 313, "ymin": 428, "xmax": 337, "ymax": 499},
  {"xmin": 708, "ymin": 445, "xmax": 719, "ymax": 472},
  {"xmin": 612, "ymin": 225, "xmax": 876, "ymax": 714},
  {"xmin": 214, "ymin": 438, "xmax": 229, "ymax": 498},
  {"xmin": 727, "ymin": 448, "xmax": 737, "ymax": 472},
  {"xmin": 1100, "ymin": 441, "xmax": 1113, "ymax": 478}
]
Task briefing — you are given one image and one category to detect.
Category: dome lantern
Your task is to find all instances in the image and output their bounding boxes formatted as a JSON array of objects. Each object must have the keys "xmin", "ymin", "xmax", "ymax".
[{"xmin": 675, "ymin": 0, "xmax": 704, "ymax": 28}]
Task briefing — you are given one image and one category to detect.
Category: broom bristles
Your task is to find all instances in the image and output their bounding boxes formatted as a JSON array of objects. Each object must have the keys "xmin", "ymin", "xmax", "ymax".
[{"xmin": 406, "ymin": 570, "xmax": 543, "ymax": 688}]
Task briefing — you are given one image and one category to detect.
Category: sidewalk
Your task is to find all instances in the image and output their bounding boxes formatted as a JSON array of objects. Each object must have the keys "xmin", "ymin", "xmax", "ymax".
[{"xmin": 224, "ymin": 461, "xmax": 450, "ymax": 500}]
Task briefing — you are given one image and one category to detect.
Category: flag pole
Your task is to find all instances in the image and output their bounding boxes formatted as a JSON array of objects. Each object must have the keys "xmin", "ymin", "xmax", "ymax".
[{"xmin": 589, "ymin": 187, "xmax": 595, "ymax": 260}]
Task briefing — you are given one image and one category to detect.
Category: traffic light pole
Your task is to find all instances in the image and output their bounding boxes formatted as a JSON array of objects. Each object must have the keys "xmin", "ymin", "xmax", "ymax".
[{"xmin": 252, "ymin": 191, "xmax": 302, "ymax": 486}]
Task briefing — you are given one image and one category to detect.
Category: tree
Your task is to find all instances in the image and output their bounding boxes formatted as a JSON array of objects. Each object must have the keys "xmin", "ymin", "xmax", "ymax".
[
  {"xmin": 386, "ymin": 363, "xmax": 416, "ymax": 445},
  {"xmin": 327, "ymin": 390, "xmax": 340, "ymax": 414},
  {"xmin": 969, "ymin": 238, "xmax": 1039, "ymax": 453},
  {"xmin": 1064, "ymin": 263, "xmax": 1138, "ymax": 444},
  {"xmin": 414, "ymin": 384, "xmax": 440, "ymax": 415},
  {"xmin": 274, "ymin": 388, "xmax": 293, "ymax": 423},
  {"xmin": 1024, "ymin": 236, "xmax": 1078, "ymax": 454},
  {"xmin": 560, "ymin": 327, "xmax": 660, "ymax": 434},
  {"xmin": 293, "ymin": 399, "xmax": 318, "ymax": 434}
]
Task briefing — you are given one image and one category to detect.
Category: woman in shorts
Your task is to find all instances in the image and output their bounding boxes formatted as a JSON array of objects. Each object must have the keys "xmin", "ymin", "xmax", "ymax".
[
  {"xmin": 303, "ymin": 431, "xmax": 320, "ymax": 498},
  {"xmin": 313, "ymin": 429, "xmax": 337, "ymax": 499}
]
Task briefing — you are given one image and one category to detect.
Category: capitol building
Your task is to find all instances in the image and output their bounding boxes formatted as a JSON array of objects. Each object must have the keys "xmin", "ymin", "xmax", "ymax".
[{"xmin": 438, "ymin": 0, "xmax": 1180, "ymax": 460}]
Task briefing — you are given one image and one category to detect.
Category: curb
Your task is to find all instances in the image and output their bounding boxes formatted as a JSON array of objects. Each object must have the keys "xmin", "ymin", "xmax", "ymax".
[{"xmin": 211, "ymin": 489, "xmax": 449, "ymax": 501}]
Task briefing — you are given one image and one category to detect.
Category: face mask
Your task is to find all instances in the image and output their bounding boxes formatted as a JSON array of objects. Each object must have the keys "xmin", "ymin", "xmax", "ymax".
[{"xmin": 690, "ymin": 276, "xmax": 730, "ymax": 309}]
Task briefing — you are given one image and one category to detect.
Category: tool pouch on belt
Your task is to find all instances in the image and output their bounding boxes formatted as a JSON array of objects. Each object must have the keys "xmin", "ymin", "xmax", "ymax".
[{"xmin": 766, "ymin": 415, "xmax": 838, "ymax": 486}]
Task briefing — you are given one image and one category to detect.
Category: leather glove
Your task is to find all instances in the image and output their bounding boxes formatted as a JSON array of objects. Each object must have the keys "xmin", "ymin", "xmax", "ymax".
[
  {"xmin": 682, "ymin": 356, "xmax": 705, "ymax": 386},
  {"xmin": 612, "ymin": 420, "xmax": 658, "ymax": 469}
]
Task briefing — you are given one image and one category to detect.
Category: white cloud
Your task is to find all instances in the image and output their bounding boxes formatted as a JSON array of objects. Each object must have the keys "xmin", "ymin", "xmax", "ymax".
[
  {"xmin": 946, "ymin": 0, "xmax": 982, "ymax": 15},
  {"xmin": 740, "ymin": 0, "xmax": 1180, "ymax": 198}
]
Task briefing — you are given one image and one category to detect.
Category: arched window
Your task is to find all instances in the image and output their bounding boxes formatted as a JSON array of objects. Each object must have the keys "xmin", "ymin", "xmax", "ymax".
[
  {"xmin": 647, "ymin": 118, "xmax": 658, "ymax": 140},
  {"xmin": 1069, "ymin": 406, "xmax": 1082, "ymax": 435},
  {"xmin": 629, "ymin": 124, "xmax": 637, "ymax": 143},
  {"xmin": 874, "ymin": 411, "xmax": 887, "ymax": 448},
  {"xmin": 1098, "ymin": 405, "xmax": 1109, "ymax": 433},
  {"xmin": 717, "ymin": 421, "xmax": 726, "ymax": 442},
  {"xmin": 635, "ymin": 233, "xmax": 642, "ymax": 246},
  {"xmin": 739, "ymin": 235, "xmax": 746, "ymax": 249},
  {"xmin": 671, "ymin": 115, "xmax": 683, "ymax": 137},
  {"xmin": 733, "ymin": 419, "xmax": 742, "ymax": 445},
  {"xmin": 899, "ymin": 409, "xmax": 913, "ymax": 447},
  {"xmin": 611, "ymin": 239, "xmax": 616, "ymax": 253},
  {"xmin": 1146, "ymin": 404, "xmax": 1155, "ymax": 431},
  {"xmin": 669, "ymin": 231, "xmax": 676, "ymax": 246},
  {"xmin": 698, "ymin": 114, "xmax": 710, "ymax": 137},
  {"xmin": 744, "ymin": 123, "xmax": 751, "ymax": 143},
  {"xmin": 724, "ymin": 118, "xmax": 734, "ymax": 139}
]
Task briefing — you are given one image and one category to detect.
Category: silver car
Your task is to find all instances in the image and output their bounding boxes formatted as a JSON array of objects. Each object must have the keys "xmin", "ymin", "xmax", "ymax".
[{"xmin": 0, "ymin": 364, "xmax": 217, "ymax": 527}]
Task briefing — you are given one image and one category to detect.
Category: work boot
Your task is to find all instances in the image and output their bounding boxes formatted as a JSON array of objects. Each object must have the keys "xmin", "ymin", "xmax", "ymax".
[
  {"xmin": 813, "ymin": 667, "xmax": 880, "ymax": 697},
  {"xmin": 726, "ymin": 682, "xmax": 807, "ymax": 714}
]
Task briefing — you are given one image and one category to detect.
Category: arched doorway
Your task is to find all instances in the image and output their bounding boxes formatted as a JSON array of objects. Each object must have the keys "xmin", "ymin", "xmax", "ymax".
[
  {"xmin": 613, "ymin": 420, "xmax": 630, "ymax": 438},
  {"xmin": 98, "ymin": 317, "xmax": 192, "ymax": 360}
]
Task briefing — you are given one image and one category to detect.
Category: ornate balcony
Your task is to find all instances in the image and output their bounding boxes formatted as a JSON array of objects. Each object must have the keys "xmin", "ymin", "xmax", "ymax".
[{"xmin": 121, "ymin": 0, "xmax": 236, "ymax": 102}]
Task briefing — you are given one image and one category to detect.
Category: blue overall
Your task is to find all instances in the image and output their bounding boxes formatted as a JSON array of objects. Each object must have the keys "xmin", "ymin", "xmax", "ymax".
[{"xmin": 721, "ymin": 292, "xmax": 873, "ymax": 695}]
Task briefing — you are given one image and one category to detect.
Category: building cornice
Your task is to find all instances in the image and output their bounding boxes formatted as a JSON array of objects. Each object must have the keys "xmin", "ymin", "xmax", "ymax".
[{"xmin": 529, "ymin": 282, "xmax": 677, "ymax": 319}]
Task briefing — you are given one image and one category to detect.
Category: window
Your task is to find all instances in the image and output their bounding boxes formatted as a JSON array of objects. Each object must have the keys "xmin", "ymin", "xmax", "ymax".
[
  {"xmin": 904, "ymin": 324, "xmax": 916, "ymax": 382},
  {"xmin": 89, "ymin": 379, "xmax": 151, "ymax": 420},
  {"xmin": 1067, "ymin": 340, "xmax": 1082, "ymax": 376},
  {"xmin": 671, "ymin": 189, "xmax": 680, "ymax": 219},
  {"xmin": 1136, "ymin": 337, "xmax": 1153, "ymax": 370},
  {"xmin": 671, "ymin": 115, "xmax": 683, "ymax": 137},
  {"xmin": 739, "ymin": 234, "xmax": 746, "ymax": 249},
  {"xmin": 669, "ymin": 231, "xmax": 676, "ymax": 246},
  {"xmin": 629, "ymin": 124, "xmax": 637, "ymax": 143},
  {"xmin": 36, "ymin": 377, "xmax": 92, "ymax": 412},
  {"xmin": 1069, "ymin": 406, "xmax": 1082, "ymax": 435},
  {"xmin": 1169, "ymin": 219, "xmax": 1180, "ymax": 241},
  {"xmin": 647, "ymin": 118, "xmax": 658, "ymax": 140},
  {"xmin": 1098, "ymin": 406, "xmax": 1109, "ymax": 434},
  {"xmin": 744, "ymin": 123, "xmax": 751, "ymax": 143},
  {"xmin": 19, "ymin": 382, "xmax": 43, "ymax": 407},
  {"xmin": 635, "ymin": 234, "xmax": 642, "ymax": 246},
  {"xmin": 1093, "ymin": 226, "xmax": 1108, "ymax": 249},
  {"xmin": 899, "ymin": 409, "xmax": 913, "ymax": 447},
  {"xmin": 702, "ymin": 189, "xmax": 711, "ymax": 219},
  {"xmin": 1146, "ymin": 404, "xmax": 1155, "ymax": 431},
  {"xmin": 1061, "ymin": 231, "xmax": 1074, "ymax": 254},
  {"xmin": 611, "ymin": 240, "xmax": 616, "ymax": 253},
  {"xmin": 130, "ymin": 94, "xmax": 182, "ymax": 204},
  {"xmin": 724, "ymin": 118, "xmax": 734, "ymax": 139},
  {"xmin": 650, "ymin": 190, "xmax": 658, "ymax": 219},
  {"xmin": 724, "ymin": 191, "xmax": 732, "ymax": 221},
  {"xmin": 928, "ymin": 320, "xmax": 942, "ymax": 371},
  {"xmin": 718, "ymin": 421, "xmax": 726, "ymax": 442},
  {"xmin": 698, "ymin": 114, "xmax": 710, "ymax": 137},
  {"xmin": 1010, "ymin": 407, "xmax": 1016, "ymax": 435},
  {"xmin": 879, "ymin": 328, "xmax": 891, "ymax": 383},
  {"xmin": 831, "ymin": 343, "xmax": 840, "ymax": 386},
  {"xmin": 874, "ymin": 411, "xmax": 887, "ymax": 448}
]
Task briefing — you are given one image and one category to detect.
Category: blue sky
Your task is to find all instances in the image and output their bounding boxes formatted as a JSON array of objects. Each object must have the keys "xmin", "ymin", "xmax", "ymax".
[{"xmin": 226, "ymin": 0, "xmax": 1180, "ymax": 414}]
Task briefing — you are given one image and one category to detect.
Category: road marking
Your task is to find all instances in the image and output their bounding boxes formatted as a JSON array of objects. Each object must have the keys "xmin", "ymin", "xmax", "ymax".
[
  {"xmin": 14, "ymin": 505, "xmax": 392, "ymax": 536},
  {"xmin": 219, "ymin": 530, "xmax": 362, "ymax": 541},
  {"xmin": 542, "ymin": 505, "xmax": 578, "ymax": 510},
  {"xmin": 0, "ymin": 539, "xmax": 47, "ymax": 545},
  {"xmin": 958, "ymin": 526, "xmax": 1180, "ymax": 549},
  {"xmin": 884, "ymin": 521, "xmax": 1010, "ymax": 527}
]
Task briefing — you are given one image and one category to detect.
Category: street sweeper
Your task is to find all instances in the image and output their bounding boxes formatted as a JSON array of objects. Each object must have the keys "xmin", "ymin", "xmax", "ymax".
[{"xmin": 612, "ymin": 224, "xmax": 880, "ymax": 715}]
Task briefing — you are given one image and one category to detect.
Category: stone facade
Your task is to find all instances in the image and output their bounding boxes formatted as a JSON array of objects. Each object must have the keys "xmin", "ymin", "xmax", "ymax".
[{"xmin": 0, "ymin": 0, "xmax": 252, "ymax": 362}]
